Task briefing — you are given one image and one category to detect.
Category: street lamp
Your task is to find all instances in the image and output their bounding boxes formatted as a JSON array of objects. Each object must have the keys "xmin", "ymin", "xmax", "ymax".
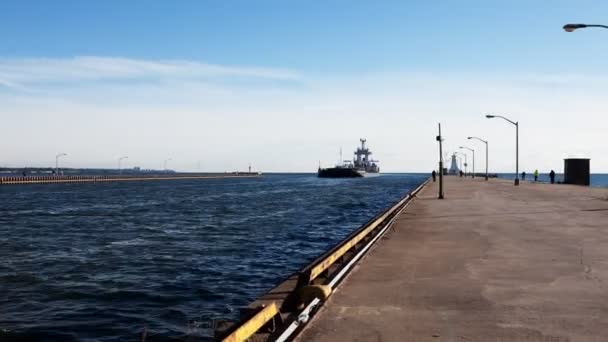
[
  {"xmin": 55, "ymin": 153, "xmax": 67, "ymax": 175},
  {"xmin": 163, "ymin": 158, "xmax": 172, "ymax": 171},
  {"xmin": 468, "ymin": 137, "xmax": 489, "ymax": 180},
  {"xmin": 563, "ymin": 23, "xmax": 608, "ymax": 32},
  {"xmin": 455, "ymin": 152, "xmax": 467, "ymax": 176},
  {"xmin": 486, "ymin": 114, "xmax": 519, "ymax": 185},
  {"xmin": 118, "ymin": 156, "xmax": 128, "ymax": 173},
  {"xmin": 436, "ymin": 123, "xmax": 444, "ymax": 199},
  {"xmin": 460, "ymin": 146, "xmax": 475, "ymax": 178}
]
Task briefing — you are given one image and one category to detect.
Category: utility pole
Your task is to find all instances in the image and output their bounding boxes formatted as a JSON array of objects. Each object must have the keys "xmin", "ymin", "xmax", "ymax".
[{"xmin": 436, "ymin": 123, "xmax": 444, "ymax": 199}]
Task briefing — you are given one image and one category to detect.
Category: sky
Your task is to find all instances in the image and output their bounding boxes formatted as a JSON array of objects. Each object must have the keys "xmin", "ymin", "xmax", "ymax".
[{"xmin": 1, "ymin": 0, "xmax": 607, "ymax": 172}]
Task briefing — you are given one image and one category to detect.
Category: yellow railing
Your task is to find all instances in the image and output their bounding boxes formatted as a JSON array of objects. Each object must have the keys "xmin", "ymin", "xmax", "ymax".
[
  {"xmin": 221, "ymin": 303, "xmax": 279, "ymax": 342},
  {"xmin": 307, "ymin": 198, "xmax": 404, "ymax": 282},
  {"xmin": 217, "ymin": 178, "xmax": 430, "ymax": 342}
]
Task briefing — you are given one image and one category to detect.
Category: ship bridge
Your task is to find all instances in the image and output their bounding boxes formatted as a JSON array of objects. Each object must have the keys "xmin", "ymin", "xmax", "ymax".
[{"xmin": 354, "ymin": 138, "xmax": 372, "ymax": 166}]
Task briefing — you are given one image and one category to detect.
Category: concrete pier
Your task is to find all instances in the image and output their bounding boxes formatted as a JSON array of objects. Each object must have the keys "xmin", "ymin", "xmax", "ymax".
[{"xmin": 298, "ymin": 177, "xmax": 608, "ymax": 341}]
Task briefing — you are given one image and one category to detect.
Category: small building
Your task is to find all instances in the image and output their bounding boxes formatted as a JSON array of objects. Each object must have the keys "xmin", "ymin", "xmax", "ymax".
[{"xmin": 564, "ymin": 158, "xmax": 590, "ymax": 186}]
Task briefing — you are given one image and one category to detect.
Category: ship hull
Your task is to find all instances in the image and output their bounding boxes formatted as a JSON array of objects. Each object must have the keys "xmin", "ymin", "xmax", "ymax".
[
  {"xmin": 317, "ymin": 168, "xmax": 379, "ymax": 178},
  {"xmin": 358, "ymin": 171, "xmax": 380, "ymax": 177}
]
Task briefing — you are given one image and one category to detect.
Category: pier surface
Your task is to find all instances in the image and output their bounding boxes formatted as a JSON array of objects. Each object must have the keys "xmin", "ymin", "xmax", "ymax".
[{"xmin": 299, "ymin": 177, "xmax": 608, "ymax": 341}]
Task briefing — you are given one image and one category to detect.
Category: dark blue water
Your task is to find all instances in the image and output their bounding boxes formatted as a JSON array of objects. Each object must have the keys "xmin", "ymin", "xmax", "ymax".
[
  {"xmin": 496, "ymin": 173, "xmax": 608, "ymax": 187},
  {"xmin": 0, "ymin": 173, "xmax": 426, "ymax": 341}
]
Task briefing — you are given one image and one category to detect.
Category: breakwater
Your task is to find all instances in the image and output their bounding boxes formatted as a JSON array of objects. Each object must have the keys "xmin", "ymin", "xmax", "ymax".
[{"xmin": 0, "ymin": 173, "xmax": 261, "ymax": 185}]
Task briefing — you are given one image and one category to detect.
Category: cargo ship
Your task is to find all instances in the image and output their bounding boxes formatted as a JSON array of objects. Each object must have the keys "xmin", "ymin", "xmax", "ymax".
[{"xmin": 318, "ymin": 139, "xmax": 380, "ymax": 178}]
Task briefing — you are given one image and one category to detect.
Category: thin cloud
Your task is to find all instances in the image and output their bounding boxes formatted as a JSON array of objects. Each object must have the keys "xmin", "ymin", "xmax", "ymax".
[
  {"xmin": 1, "ymin": 60, "xmax": 607, "ymax": 172},
  {"xmin": 0, "ymin": 56, "xmax": 302, "ymax": 89},
  {"xmin": 0, "ymin": 77, "xmax": 32, "ymax": 92}
]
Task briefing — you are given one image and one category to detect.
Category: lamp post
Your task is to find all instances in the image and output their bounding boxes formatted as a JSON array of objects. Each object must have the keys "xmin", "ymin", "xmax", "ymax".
[
  {"xmin": 55, "ymin": 153, "xmax": 67, "ymax": 175},
  {"xmin": 118, "ymin": 156, "xmax": 128, "ymax": 173},
  {"xmin": 455, "ymin": 152, "xmax": 467, "ymax": 176},
  {"xmin": 486, "ymin": 114, "xmax": 519, "ymax": 186},
  {"xmin": 563, "ymin": 23, "xmax": 608, "ymax": 32},
  {"xmin": 468, "ymin": 137, "xmax": 488, "ymax": 180},
  {"xmin": 163, "ymin": 158, "xmax": 172, "ymax": 171},
  {"xmin": 436, "ymin": 123, "xmax": 444, "ymax": 199},
  {"xmin": 459, "ymin": 146, "xmax": 475, "ymax": 178}
]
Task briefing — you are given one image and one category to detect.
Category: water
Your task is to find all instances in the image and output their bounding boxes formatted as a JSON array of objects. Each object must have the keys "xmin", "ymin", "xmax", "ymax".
[
  {"xmin": 496, "ymin": 173, "xmax": 608, "ymax": 187},
  {"xmin": 0, "ymin": 173, "xmax": 426, "ymax": 341}
]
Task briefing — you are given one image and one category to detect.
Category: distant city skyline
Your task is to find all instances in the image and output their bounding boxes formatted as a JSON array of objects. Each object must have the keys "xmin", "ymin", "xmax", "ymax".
[{"xmin": 1, "ymin": 1, "xmax": 608, "ymax": 172}]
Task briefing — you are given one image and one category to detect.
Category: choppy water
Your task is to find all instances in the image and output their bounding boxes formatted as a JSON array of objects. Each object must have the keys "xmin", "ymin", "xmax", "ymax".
[{"xmin": 0, "ymin": 173, "xmax": 426, "ymax": 341}]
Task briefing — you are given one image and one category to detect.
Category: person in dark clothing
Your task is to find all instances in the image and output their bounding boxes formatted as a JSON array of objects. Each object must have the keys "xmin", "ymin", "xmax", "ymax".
[
  {"xmin": 521, "ymin": 171, "xmax": 526, "ymax": 180},
  {"xmin": 549, "ymin": 170, "xmax": 556, "ymax": 184},
  {"xmin": 432, "ymin": 170, "xmax": 437, "ymax": 182}
]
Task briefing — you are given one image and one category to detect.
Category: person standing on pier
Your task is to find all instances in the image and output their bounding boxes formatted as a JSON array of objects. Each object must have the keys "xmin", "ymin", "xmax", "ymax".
[
  {"xmin": 549, "ymin": 170, "xmax": 556, "ymax": 184},
  {"xmin": 432, "ymin": 170, "xmax": 437, "ymax": 182},
  {"xmin": 522, "ymin": 171, "xmax": 526, "ymax": 181},
  {"xmin": 534, "ymin": 169, "xmax": 539, "ymax": 182}
]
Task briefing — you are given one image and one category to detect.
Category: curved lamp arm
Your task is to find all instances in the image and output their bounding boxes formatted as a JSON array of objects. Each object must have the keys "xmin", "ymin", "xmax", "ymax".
[
  {"xmin": 486, "ymin": 114, "xmax": 517, "ymax": 126},
  {"xmin": 468, "ymin": 136, "xmax": 487, "ymax": 144},
  {"xmin": 564, "ymin": 23, "xmax": 608, "ymax": 32}
]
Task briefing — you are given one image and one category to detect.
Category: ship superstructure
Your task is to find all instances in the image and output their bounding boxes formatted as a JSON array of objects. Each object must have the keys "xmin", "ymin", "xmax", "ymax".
[
  {"xmin": 318, "ymin": 139, "xmax": 380, "ymax": 178},
  {"xmin": 353, "ymin": 138, "xmax": 379, "ymax": 174}
]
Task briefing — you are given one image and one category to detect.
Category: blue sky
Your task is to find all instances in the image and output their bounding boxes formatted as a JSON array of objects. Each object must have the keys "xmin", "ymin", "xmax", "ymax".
[
  {"xmin": 3, "ymin": 0, "xmax": 608, "ymax": 72},
  {"xmin": 1, "ymin": 1, "xmax": 607, "ymax": 172}
]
